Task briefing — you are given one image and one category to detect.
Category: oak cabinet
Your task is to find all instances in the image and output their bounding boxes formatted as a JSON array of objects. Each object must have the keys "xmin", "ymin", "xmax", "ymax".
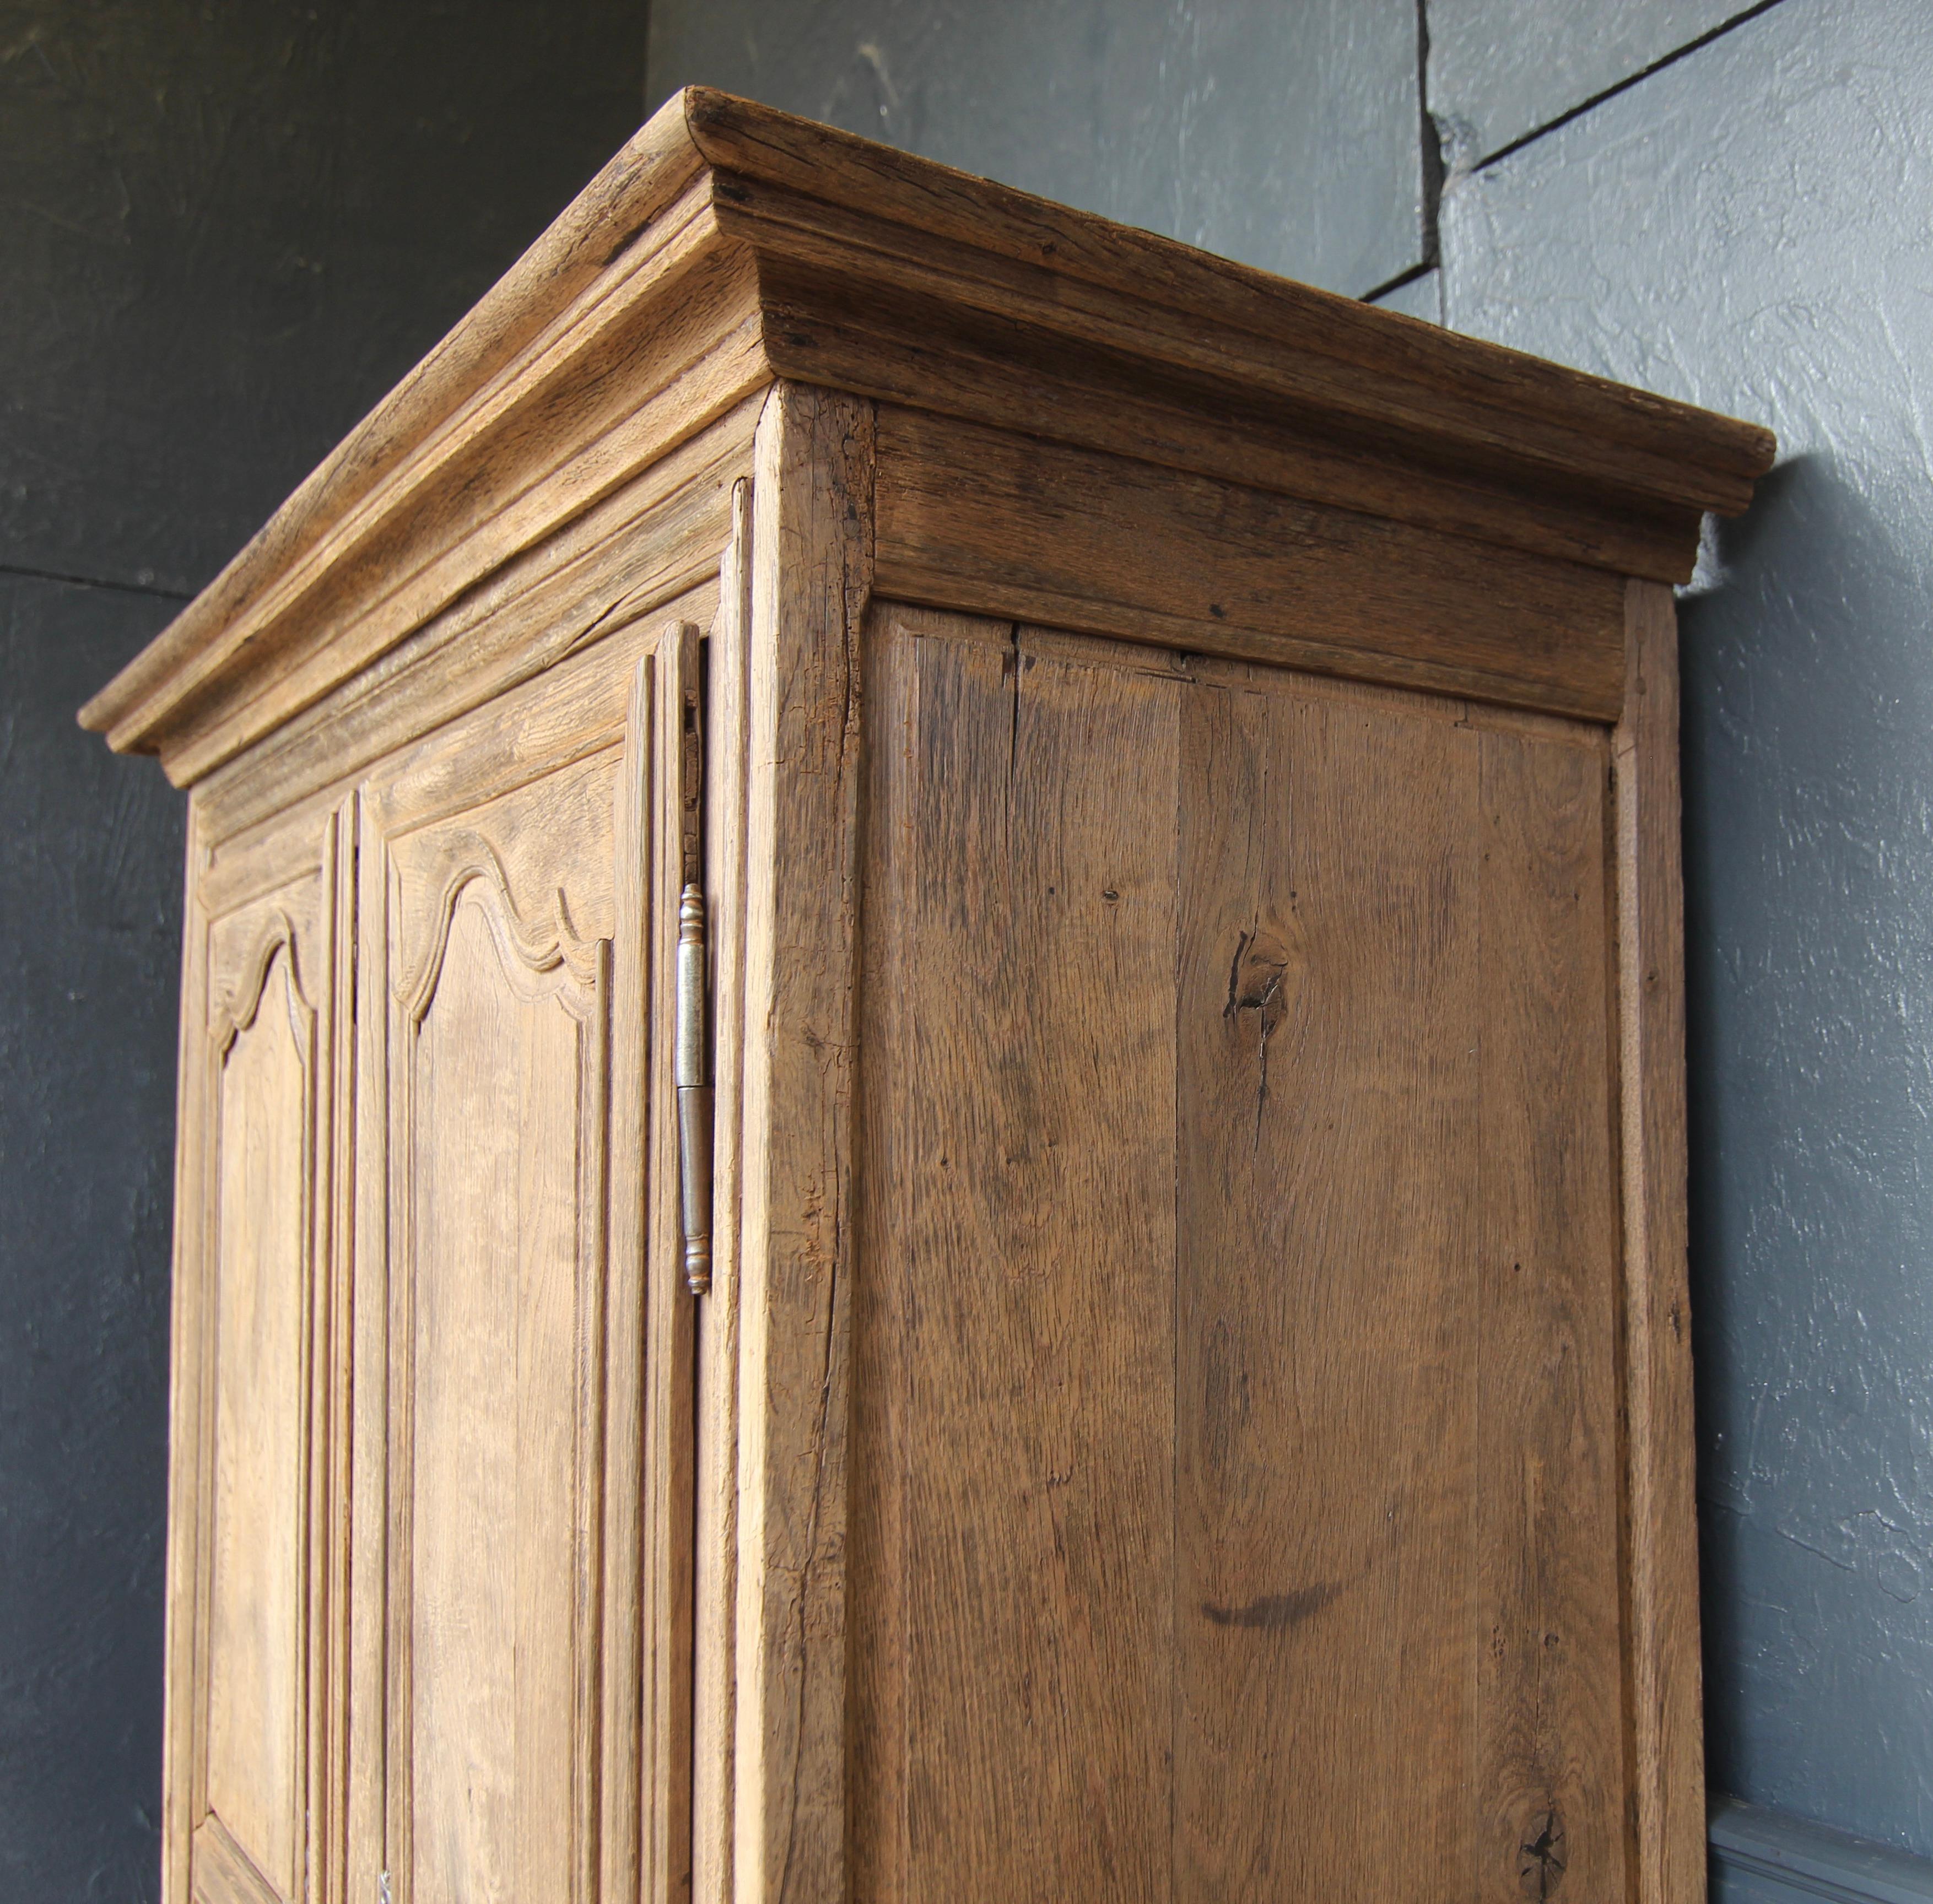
[{"xmin": 85, "ymin": 90, "xmax": 1772, "ymax": 1904}]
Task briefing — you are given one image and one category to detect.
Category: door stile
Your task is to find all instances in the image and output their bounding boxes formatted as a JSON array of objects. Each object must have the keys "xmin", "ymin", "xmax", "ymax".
[
  {"xmin": 733, "ymin": 382, "xmax": 875, "ymax": 1904},
  {"xmin": 601, "ymin": 652, "xmax": 654, "ymax": 1904},
  {"xmin": 693, "ymin": 480, "xmax": 754, "ymax": 1904},
  {"xmin": 348, "ymin": 794, "xmax": 389, "ymax": 1904},
  {"xmin": 161, "ymin": 803, "xmax": 214, "ymax": 1904},
  {"xmin": 642, "ymin": 625, "xmax": 701, "ymax": 1904},
  {"xmin": 312, "ymin": 798, "xmax": 357, "ymax": 1904}
]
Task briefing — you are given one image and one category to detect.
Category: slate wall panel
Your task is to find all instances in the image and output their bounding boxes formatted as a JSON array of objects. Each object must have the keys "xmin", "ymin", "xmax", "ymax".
[
  {"xmin": 648, "ymin": 0, "xmax": 1427, "ymax": 297},
  {"xmin": 0, "ymin": 0, "xmax": 647, "ymax": 595},
  {"xmin": 0, "ymin": 575, "xmax": 182, "ymax": 1902},
  {"xmin": 1427, "ymin": 0, "xmax": 1745, "ymax": 167},
  {"xmin": 1441, "ymin": 0, "xmax": 1933, "ymax": 1853}
]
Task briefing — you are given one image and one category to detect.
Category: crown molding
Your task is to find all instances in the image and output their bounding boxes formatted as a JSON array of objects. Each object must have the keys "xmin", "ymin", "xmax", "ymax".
[{"xmin": 82, "ymin": 87, "xmax": 1774, "ymax": 785}]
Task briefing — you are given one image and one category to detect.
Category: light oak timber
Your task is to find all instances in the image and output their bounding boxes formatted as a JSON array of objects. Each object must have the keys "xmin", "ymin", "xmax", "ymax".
[
  {"xmin": 874, "ymin": 406, "xmax": 1627, "ymax": 721},
  {"xmin": 681, "ymin": 95, "xmax": 1768, "ymax": 494},
  {"xmin": 198, "ymin": 582, "xmax": 721, "ymax": 922},
  {"xmin": 84, "ymin": 88, "xmax": 1773, "ymax": 1904},
  {"xmin": 851, "ymin": 603, "xmax": 1635, "ymax": 1898},
  {"xmin": 644, "ymin": 626, "xmax": 700, "ymax": 1904},
  {"xmin": 316, "ymin": 800, "xmax": 355, "ymax": 1904},
  {"xmin": 693, "ymin": 480, "xmax": 755, "ymax": 1904},
  {"xmin": 159, "ymin": 247, "xmax": 764, "ymax": 788},
  {"xmin": 159, "ymin": 813, "xmax": 209, "ymax": 1904},
  {"xmin": 1473, "ymin": 721, "xmax": 1626, "ymax": 1903},
  {"xmin": 175, "ymin": 821, "xmax": 342, "ymax": 1904},
  {"xmin": 853, "ymin": 605, "xmax": 1180, "ymax": 1897},
  {"xmin": 194, "ymin": 399, "xmax": 755, "ymax": 848},
  {"xmin": 1616, "ymin": 581, "xmax": 1709, "ymax": 1904},
  {"xmin": 733, "ymin": 382, "xmax": 872, "ymax": 1904},
  {"xmin": 731, "ymin": 202, "xmax": 1723, "ymax": 580},
  {"xmin": 753, "ymin": 260, "xmax": 1703, "ymax": 587},
  {"xmin": 1171, "ymin": 656, "xmax": 1487, "ymax": 1897}
]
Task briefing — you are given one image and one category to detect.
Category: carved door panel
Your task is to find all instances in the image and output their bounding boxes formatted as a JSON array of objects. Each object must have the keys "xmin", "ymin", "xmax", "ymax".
[
  {"xmin": 349, "ymin": 624, "xmax": 698, "ymax": 1904},
  {"xmin": 177, "ymin": 805, "xmax": 353, "ymax": 1904}
]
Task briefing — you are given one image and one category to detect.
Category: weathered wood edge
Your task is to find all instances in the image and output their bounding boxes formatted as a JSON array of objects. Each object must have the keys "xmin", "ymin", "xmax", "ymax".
[
  {"xmin": 644, "ymin": 626, "xmax": 701, "ymax": 1904},
  {"xmin": 318, "ymin": 798, "xmax": 357, "ymax": 1904},
  {"xmin": 734, "ymin": 383, "xmax": 872, "ymax": 1904},
  {"xmin": 601, "ymin": 654, "xmax": 652, "ymax": 1904},
  {"xmin": 693, "ymin": 479, "xmax": 755, "ymax": 1904},
  {"xmin": 1614, "ymin": 579, "xmax": 1708, "ymax": 1904},
  {"xmin": 682, "ymin": 89, "xmax": 1772, "ymax": 484},
  {"xmin": 160, "ymin": 813, "xmax": 212, "ymax": 1904},
  {"xmin": 873, "ymin": 405, "xmax": 1629, "ymax": 722},
  {"xmin": 81, "ymin": 88, "xmax": 1773, "ymax": 775}
]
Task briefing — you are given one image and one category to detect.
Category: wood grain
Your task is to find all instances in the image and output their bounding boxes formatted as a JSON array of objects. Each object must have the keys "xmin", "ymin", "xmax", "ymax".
[
  {"xmin": 1173, "ymin": 669, "xmax": 1483, "ymax": 1898},
  {"xmin": 195, "ymin": 398, "xmax": 755, "ymax": 848},
  {"xmin": 1615, "ymin": 580, "xmax": 1708, "ymax": 1904},
  {"xmin": 160, "ymin": 818, "xmax": 209, "ymax": 1904},
  {"xmin": 683, "ymin": 91, "xmax": 1770, "ymax": 492},
  {"xmin": 694, "ymin": 480, "xmax": 755, "ymax": 1904},
  {"xmin": 754, "ymin": 263, "xmax": 1704, "ymax": 585},
  {"xmin": 734, "ymin": 383, "xmax": 872, "ymax": 1904},
  {"xmin": 315, "ymin": 802, "xmax": 356, "ymax": 1904},
  {"xmin": 347, "ymin": 802, "xmax": 390, "ymax": 1904},
  {"xmin": 169, "ymin": 821, "xmax": 340, "ymax": 1904},
  {"xmin": 845, "ymin": 605, "xmax": 1647, "ymax": 1900},
  {"xmin": 601, "ymin": 653, "xmax": 653, "ymax": 1904},
  {"xmin": 727, "ymin": 182, "xmax": 1744, "ymax": 559},
  {"xmin": 204, "ymin": 917, "xmax": 312, "ymax": 1902},
  {"xmin": 874, "ymin": 407, "xmax": 1628, "ymax": 721},
  {"xmin": 853, "ymin": 607, "xmax": 1180, "ymax": 1900},
  {"xmin": 345, "ymin": 631, "xmax": 679, "ymax": 1904},
  {"xmin": 1474, "ymin": 723, "xmax": 1627, "ymax": 1904}
]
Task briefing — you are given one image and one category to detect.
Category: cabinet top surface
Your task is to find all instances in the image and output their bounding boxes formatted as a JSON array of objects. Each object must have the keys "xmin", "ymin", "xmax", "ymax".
[{"xmin": 82, "ymin": 88, "xmax": 1774, "ymax": 777}]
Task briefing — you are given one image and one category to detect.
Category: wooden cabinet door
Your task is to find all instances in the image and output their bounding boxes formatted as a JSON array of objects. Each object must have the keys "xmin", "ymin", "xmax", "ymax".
[
  {"xmin": 346, "ymin": 621, "xmax": 696, "ymax": 1904},
  {"xmin": 171, "ymin": 804, "xmax": 353, "ymax": 1904}
]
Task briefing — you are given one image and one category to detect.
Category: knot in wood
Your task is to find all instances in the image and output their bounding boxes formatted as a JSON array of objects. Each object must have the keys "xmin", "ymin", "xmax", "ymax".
[{"xmin": 1517, "ymin": 1809, "xmax": 1567, "ymax": 1900}]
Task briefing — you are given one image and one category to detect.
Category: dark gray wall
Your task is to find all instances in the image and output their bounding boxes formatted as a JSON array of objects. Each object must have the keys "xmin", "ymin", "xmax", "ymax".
[
  {"xmin": 651, "ymin": 0, "xmax": 1933, "ymax": 1869},
  {"xmin": 648, "ymin": 0, "xmax": 1429, "ymax": 298},
  {"xmin": 0, "ymin": 6, "xmax": 646, "ymax": 1896}
]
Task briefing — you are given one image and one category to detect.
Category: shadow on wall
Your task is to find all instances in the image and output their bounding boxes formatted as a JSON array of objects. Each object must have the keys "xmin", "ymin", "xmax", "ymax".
[{"xmin": 1680, "ymin": 446, "xmax": 1933, "ymax": 1840}]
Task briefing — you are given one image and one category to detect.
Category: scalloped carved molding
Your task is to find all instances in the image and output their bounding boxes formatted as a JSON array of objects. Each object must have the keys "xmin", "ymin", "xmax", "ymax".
[
  {"xmin": 397, "ymin": 835, "xmax": 602, "ymax": 1023},
  {"xmin": 212, "ymin": 909, "xmax": 315, "ymax": 1059}
]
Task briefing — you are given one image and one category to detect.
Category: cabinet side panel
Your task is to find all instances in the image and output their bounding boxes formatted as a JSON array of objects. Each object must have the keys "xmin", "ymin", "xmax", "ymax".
[
  {"xmin": 852, "ymin": 606, "xmax": 1180, "ymax": 1900},
  {"xmin": 1475, "ymin": 726, "xmax": 1628, "ymax": 1904},
  {"xmin": 1172, "ymin": 676, "xmax": 1484, "ymax": 1897}
]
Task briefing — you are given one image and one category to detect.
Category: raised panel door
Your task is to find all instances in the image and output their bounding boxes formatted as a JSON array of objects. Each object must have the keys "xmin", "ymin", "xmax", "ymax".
[
  {"xmin": 347, "ymin": 618, "xmax": 701, "ymax": 1904},
  {"xmin": 175, "ymin": 804, "xmax": 352, "ymax": 1904}
]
